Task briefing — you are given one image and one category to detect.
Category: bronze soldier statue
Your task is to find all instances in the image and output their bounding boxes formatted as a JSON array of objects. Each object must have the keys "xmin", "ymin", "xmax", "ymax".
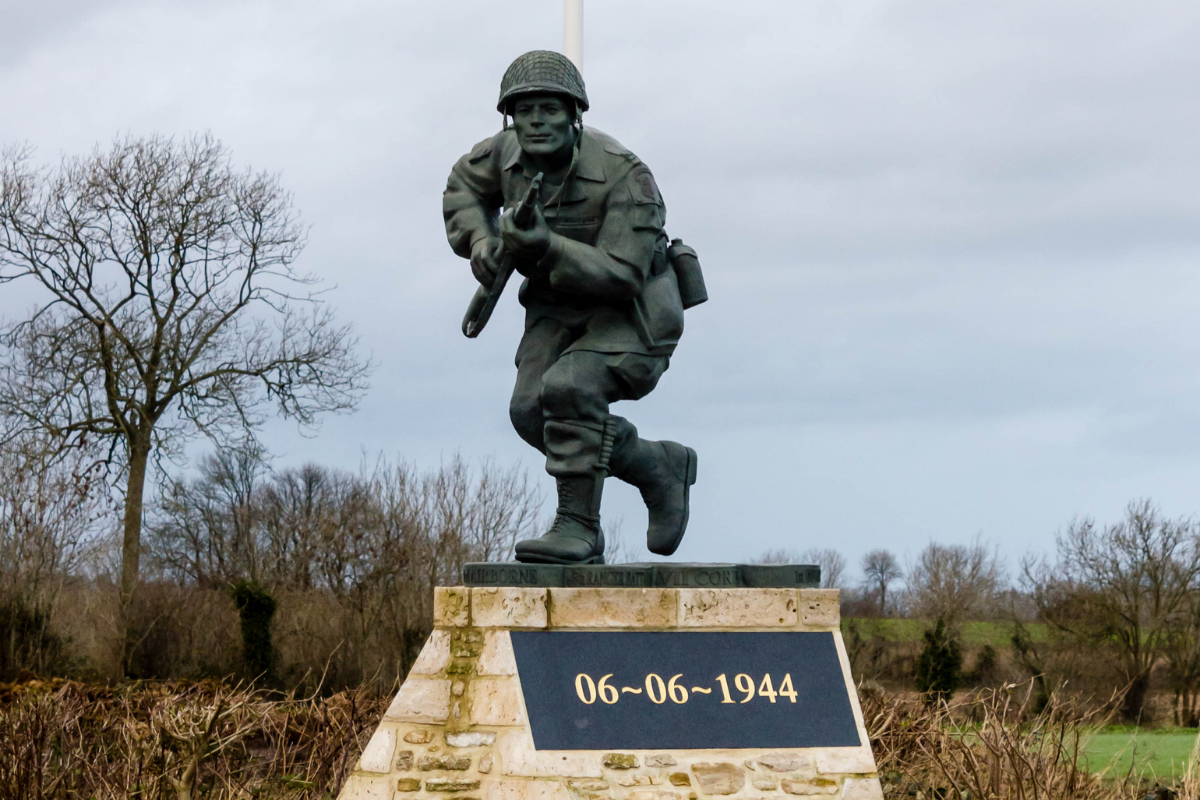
[{"xmin": 444, "ymin": 50, "xmax": 706, "ymax": 565}]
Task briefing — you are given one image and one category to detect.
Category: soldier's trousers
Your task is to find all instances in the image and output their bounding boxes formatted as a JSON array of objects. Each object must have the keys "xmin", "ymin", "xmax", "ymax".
[{"xmin": 510, "ymin": 317, "xmax": 669, "ymax": 481}]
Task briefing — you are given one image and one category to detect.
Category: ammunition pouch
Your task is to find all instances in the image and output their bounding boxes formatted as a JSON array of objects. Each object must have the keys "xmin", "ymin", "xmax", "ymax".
[{"xmin": 667, "ymin": 238, "xmax": 708, "ymax": 309}]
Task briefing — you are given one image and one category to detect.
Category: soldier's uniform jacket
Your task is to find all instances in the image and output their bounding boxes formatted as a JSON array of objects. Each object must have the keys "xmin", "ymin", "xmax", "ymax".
[{"xmin": 444, "ymin": 126, "xmax": 684, "ymax": 356}]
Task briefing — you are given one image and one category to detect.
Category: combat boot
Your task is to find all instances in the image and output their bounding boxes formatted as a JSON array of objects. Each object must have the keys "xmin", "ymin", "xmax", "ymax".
[
  {"xmin": 514, "ymin": 476, "xmax": 606, "ymax": 564},
  {"xmin": 616, "ymin": 440, "xmax": 697, "ymax": 556}
]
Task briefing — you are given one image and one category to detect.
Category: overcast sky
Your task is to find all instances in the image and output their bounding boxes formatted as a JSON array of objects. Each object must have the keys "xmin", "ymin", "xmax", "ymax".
[{"xmin": 2, "ymin": 0, "xmax": 1199, "ymax": 578}]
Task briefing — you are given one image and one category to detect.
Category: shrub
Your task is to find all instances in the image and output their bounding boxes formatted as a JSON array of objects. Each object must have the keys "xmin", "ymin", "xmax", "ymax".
[
  {"xmin": 915, "ymin": 616, "xmax": 962, "ymax": 706},
  {"xmin": 231, "ymin": 581, "xmax": 277, "ymax": 685}
]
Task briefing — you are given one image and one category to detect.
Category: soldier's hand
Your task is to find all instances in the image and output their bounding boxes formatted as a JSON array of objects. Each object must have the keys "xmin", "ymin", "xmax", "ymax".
[
  {"xmin": 470, "ymin": 237, "xmax": 502, "ymax": 286},
  {"xmin": 499, "ymin": 204, "xmax": 551, "ymax": 262}
]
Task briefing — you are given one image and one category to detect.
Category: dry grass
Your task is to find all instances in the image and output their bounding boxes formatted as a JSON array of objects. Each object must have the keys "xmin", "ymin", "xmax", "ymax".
[
  {"xmin": 863, "ymin": 680, "xmax": 1199, "ymax": 799},
  {"xmin": 0, "ymin": 678, "xmax": 389, "ymax": 800},
  {"xmin": 6, "ymin": 676, "xmax": 1200, "ymax": 799}
]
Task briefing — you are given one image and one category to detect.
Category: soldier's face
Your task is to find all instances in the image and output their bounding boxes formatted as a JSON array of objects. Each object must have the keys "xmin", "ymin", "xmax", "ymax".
[{"xmin": 511, "ymin": 95, "xmax": 575, "ymax": 159}]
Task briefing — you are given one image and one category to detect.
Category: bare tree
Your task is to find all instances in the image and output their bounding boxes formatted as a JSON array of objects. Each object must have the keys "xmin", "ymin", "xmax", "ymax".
[
  {"xmin": 753, "ymin": 548, "xmax": 798, "ymax": 565},
  {"xmin": 0, "ymin": 135, "xmax": 370, "ymax": 623},
  {"xmin": 601, "ymin": 517, "xmax": 636, "ymax": 565},
  {"xmin": 149, "ymin": 446, "xmax": 269, "ymax": 589},
  {"xmin": 1025, "ymin": 499, "xmax": 1200, "ymax": 722},
  {"xmin": 1162, "ymin": 590, "xmax": 1200, "ymax": 726},
  {"xmin": 0, "ymin": 429, "xmax": 113, "ymax": 676},
  {"xmin": 861, "ymin": 549, "xmax": 903, "ymax": 616},
  {"xmin": 802, "ymin": 547, "xmax": 846, "ymax": 589},
  {"xmin": 906, "ymin": 537, "xmax": 1005, "ymax": 626},
  {"xmin": 147, "ymin": 451, "xmax": 542, "ymax": 687},
  {"xmin": 0, "ymin": 431, "xmax": 111, "ymax": 602},
  {"xmin": 753, "ymin": 547, "xmax": 846, "ymax": 589}
]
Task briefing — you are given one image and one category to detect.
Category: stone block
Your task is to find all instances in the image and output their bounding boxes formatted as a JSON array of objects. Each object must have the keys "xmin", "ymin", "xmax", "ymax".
[
  {"xmin": 424, "ymin": 777, "xmax": 480, "ymax": 792},
  {"xmin": 479, "ymin": 754, "xmax": 494, "ymax": 773},
  {"xmin": 669, "ymin": 773, "xmax": 691, "ymax": 786},
  {"xmin": 395, "ymin": 749, "xmax": 413, "ymax": 770},
  {"xmin": 680, "ymin": 589, "xmax": 798, "ymax": 627},
  {"xmin": 645, "ymin": 754, "xmax": 677, "ymax": 768},
  {"xmin": 487, "ymin": 780, "xmax": 573, "ymax": 800},
  {"xmin": 418, "ymin": 753, "xmax": 472, "ymax": 770},
  {"xmin": 780, "ymin": 777, "xmax": 839, "ymax": 795},
  {"xmin": 497, "ymin": 731, "xmax": 603, "ymax": 778},
  {"xmin": 752, "ymin": 777, "xmax": 777, "ymax": 791},
  {"xmin": 471, "ymin": 678, "xmax": 524, "ymax": 726},
  {"xmin": 447, "ymin": 731, "xmax": 497, "ymax": 748},
  {"xmin": 356, "ymin": 726, "xmax": 396, "ymax": 773},
  {"xmin": 567, "ymin": 779, "xmax": 610, "ymax": 792},
  {"xmin": 337, "ymin": 774, "xmax": 393, "ymax": 800},
  {"xmin": 478, "ymin": 631, "xmax": 517, "ymax": 675},
  {"xmin": 410, "ymin": 630, "xmax": 451, "ymax": 675},
  {"xmin": 757, "ymin": 752, "xmax": 814, "ymax": 773},
  {"xmin": 434, "ymin": 587, "xmax": 470, "ymax": 627},
  {"xmin": 799, "ymin": 590, "xmax": 840, "ymax": 628},
  {"xmin": 815, "ymin": 748, "xmax": 876, "ymax": 774},
  {"xmin": 627, "ymin": 791, "xmax": 679, "ymax": 800},
  {"xmin": 395, "ymin": 777, "xmax": 421, "ymax": 792},
  {"xmin": 403, "ymin": 730, "xmax": 434, "ymax": 744},
  {"xmin": 472, "ymin": 587, "xmax": 549, "ymax": 628},
  {"xmin": 618, "ymin": 775, "xmax": 661, "ymax": 787},
  {"xmin": 841, "ymin": 778, "xmax": 884, "ymax": 800},
  {"xmin": 603, "ymin": 753, "xmax": 638, "ymax": 769},
  {"xmin": 384, "ymin": 679, "xmax": 451, "ymax": 724},
  {"xmin": 549, "ymin": 588, "xmax": 676, "ymax": 627},
  {"xmin": 690, "ymin": 763, "xmax": 744, "ymax": 795}
]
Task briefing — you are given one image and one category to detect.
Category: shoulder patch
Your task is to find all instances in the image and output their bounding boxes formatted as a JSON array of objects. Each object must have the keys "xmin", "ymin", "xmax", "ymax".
[
  {"xmin": 467, "ymin": 138, "xmax": 493, "ymax": 164},
  {"xmin": 628, "ymin": 165, "xmax": 663, "ymax": 205},
  {"xmin": 602, "ymin": 142, "xmax": 640, "ymax": 163}
]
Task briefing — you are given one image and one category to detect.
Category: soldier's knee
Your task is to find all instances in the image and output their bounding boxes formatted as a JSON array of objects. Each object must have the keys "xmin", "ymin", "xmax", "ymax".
[
  {"xmin": 540, "ymin": 369, "xmax": 589, "ymax": 418},
  {"xmin": 509, "ymin": 396, "xmax": 545, "ymax": 451}
]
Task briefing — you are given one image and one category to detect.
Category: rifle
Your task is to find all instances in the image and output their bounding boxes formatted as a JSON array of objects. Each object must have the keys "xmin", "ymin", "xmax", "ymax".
[{"xmin": 461, "ymin": 172, "xmax": 544, "ymax": 338}]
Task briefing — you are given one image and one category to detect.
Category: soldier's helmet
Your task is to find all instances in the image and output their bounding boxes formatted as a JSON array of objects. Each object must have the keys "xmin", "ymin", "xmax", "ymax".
[{"xmin": 498, "ymin": 50, "xmax": 589, "ymax": 114}]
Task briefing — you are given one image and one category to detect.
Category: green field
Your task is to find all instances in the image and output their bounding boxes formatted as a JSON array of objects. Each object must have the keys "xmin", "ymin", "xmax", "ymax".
[
  {"xmin": 843, "ymin": 617, "xmax": 1048, "ymax": 646},
  {"xmin": 1082, "ymin": 728, "xmax": 1199, "ymax": 780}
]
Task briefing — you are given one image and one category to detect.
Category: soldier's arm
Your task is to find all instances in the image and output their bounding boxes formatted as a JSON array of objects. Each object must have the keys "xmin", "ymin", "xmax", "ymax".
[
  {"xmin": 443, "ymin": 136, "xmax": 504, "ymax": 259},
  {"xmin": 540, "ymin": 164, "xmax": 664, "ymax": 300}
]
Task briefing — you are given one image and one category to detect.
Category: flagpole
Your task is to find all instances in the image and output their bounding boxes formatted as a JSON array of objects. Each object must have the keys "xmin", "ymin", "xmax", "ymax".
[{"xmin": 564, "ymin": 0, "xmax": 583, "ymax": 73}]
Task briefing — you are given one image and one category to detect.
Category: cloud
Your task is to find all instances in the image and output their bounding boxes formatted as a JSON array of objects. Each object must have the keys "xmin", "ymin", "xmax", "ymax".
[{"xmin": 2, "ymin": 0, "xmax": 1199, "ymax": 572}]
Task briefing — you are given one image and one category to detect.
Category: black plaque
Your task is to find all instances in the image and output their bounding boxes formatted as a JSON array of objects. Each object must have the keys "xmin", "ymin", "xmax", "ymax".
[
  {"xmin": 653, "ymin": 563, "xmax": 739, "ymax": 588},
  {"xmin": 563, "ymin": 565, "xmax": 654, "ymax": 587},
  {"xmin": 510, "ymin": 631, "xmax": 861, "ymax": 750},
  {"xmin": 462, "ymin": 563, "xmax": 564, "ymax": 587},
  {"xmin": 741, "ymin": 564, "xmax": 821, "ymax": 589},
  {"xmin": 461, "ymin": 563, "xmax": 821, "ymax": 589}
]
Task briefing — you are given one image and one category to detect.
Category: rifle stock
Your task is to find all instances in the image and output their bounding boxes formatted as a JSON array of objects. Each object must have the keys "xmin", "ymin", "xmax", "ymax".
[{"xmin": 462, "ymin": 173, "xmax": 543, "ymax": 338}]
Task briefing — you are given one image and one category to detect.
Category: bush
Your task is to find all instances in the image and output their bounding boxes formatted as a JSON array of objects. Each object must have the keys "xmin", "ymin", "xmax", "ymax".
[
  {"xmin": 915, "ymin": 617, "xmax": 962, "ymax": 706},
  {"xmin": 231, "ymin": 581, "xmax": 277, "ymax": 685},
  {"xmin": 0, "ymin": 679, "xmax": 387, "ymax": 799},
  {"xmin": 863, "ymin": 681, "xmax": 1135, "ymax": 799},
  {"xmin": 0, "ymin": 597, "xmax": 66, "ymax": 681}
]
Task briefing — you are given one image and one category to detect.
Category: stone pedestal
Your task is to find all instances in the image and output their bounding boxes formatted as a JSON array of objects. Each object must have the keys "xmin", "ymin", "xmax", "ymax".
[{"xmin": 338, "ymin": 587, "xmax": 882, "ymax": 800}]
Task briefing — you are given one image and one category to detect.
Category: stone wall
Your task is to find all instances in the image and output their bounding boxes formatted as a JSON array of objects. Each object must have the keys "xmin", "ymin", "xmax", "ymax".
[{"xmin": 338, "ymin": 587, "xmax": 882, "ymax": 800}]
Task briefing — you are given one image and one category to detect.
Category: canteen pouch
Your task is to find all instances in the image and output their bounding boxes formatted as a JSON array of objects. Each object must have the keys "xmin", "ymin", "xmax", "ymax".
[{"xmin": 667, "ymin": 238, "xmax": 708, "ymax": 309}]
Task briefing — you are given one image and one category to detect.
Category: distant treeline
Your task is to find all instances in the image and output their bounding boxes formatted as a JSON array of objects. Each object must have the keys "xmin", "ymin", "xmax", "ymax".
[
  {"xmin": 0, "ymin": 442, "xmax": 541, "ymax": 694},
  {"xmin": 3, "ymin": 433, "xmax": 1200, "ymax": 725}
]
